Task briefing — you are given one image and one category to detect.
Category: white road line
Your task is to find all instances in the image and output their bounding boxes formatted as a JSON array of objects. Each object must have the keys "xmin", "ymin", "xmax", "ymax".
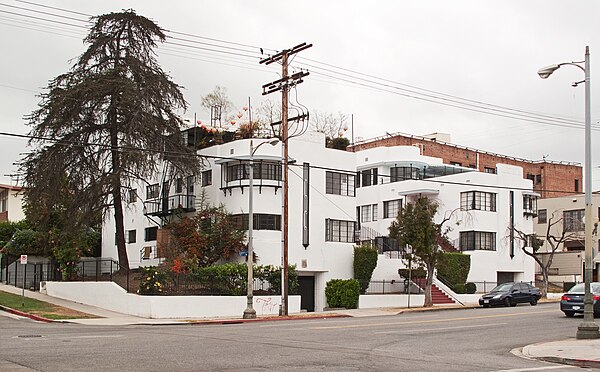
[
  {"xmin": 71, "ymin": 335, "xmax": 124, "ymax": 339},
  {"xmin": 493, "ymin": 365, "xmax": 576, "ymax": 371},
  {"xmin": 373, "ymin": 322, "xmax": 507, "ymax": 334}
]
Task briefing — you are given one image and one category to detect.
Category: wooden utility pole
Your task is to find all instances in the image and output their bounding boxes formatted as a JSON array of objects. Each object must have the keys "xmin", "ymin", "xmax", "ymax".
[{"xmin": 260, "ymin": 42, "xmax": 311, "ymax": 316}]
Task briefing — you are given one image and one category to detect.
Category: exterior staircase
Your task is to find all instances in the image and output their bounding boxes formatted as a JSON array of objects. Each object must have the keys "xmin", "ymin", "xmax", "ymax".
[
  {"xmin": 412, "ymin": 278, "xmax": 455, "ymax": 305},
  {"xmin": 430, "ymin": 283, "xmax": 454, "ymax": 304}
]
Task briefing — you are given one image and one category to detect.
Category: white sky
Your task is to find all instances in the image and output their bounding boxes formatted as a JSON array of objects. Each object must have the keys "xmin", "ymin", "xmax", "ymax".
[{"xmin": 1, "ymin": 0, "xmax": 599, "ymax": 190}]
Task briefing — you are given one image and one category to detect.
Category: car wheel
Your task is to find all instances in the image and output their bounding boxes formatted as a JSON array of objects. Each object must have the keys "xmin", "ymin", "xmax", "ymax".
[
  {"xmin": 530, "ymin": 297, "xmax": 538, "ymax": 306},
  {"xmin": 482, "ymin": 304, "xmax": 490, "ymax": 308},
  {"xmin": 504, "ymin": 298, "xmax": 511, "ymax": 307},
  {"xmin": 564, "ymin": 311, "xmax": 575, "ymax": 318}
]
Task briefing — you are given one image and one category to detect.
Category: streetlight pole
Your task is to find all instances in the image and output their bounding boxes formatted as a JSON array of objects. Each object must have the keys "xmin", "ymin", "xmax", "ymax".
[
  {"xmin": 406, "ymin": 245, "xmax": 412, "ymax": 309},
  {"xmin": 538, "ymin": 46, "xmax": 599, "ymax": 339},
  {"xmin": 243, "ymin": 138, "xmax": 279, "ymax": 319}
]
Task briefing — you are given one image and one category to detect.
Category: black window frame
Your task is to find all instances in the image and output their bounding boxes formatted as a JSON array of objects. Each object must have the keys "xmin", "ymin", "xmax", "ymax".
[
  {"xmin": 144, "ymin": 226, "xmax": 158, "ymax": 242},
  {"xmin": 146, "ymin": 184, "xmax": 159, "ymax": 199},
  {"xmin": 325, "ymin": 219, "xmax": 355, "ymax": 243},
  {"xmin": 383, "ymin": 199, "xmax": 402, "ymax": 219},
  {"xmin": 459, "ymin": 231, "xmax": 496, "ymax": 251},
  {"xmin": 127, "ymin": 229, "xmax": 137, "ymax": 244},
  {"xmin": 325, "ymin": 171, "xmax": 355, "ymax": 197},
  {"xmin": 537, "ymin": 209, "xmax": 547, "ymax": 224},
  {"xmin": 460, "ymin": 191, "xmax": 497, "ymax": 212}
]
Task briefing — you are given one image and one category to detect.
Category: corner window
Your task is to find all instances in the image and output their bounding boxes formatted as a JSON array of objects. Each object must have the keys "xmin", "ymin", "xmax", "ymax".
[{"xmin": 459, "ymin": 231, "xmax": 496, "ymax": 251}]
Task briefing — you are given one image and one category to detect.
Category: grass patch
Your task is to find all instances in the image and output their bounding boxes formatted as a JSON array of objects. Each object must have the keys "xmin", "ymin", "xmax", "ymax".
[{"xmin": 0, "ymin": 290, "xmax": 99, "ymax": 320}]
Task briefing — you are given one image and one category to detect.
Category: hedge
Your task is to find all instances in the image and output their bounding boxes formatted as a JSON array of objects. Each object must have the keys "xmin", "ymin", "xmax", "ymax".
[
  {"xmin": 353, "ymin": 244, "xmax": 378, "ymax": 294},
  {"xmin": 325, "ymin": 279, "xmax": 360, "ymax": 309}
]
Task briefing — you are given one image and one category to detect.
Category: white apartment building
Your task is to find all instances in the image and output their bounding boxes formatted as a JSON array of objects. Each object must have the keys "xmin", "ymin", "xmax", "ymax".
[
  {"xmin": 102, "ymin": 131, "xmax": 537, "ymax": 310},
  {"xmin": 354, "ymin": 146, "xmax": 537, "ymax": 287}
]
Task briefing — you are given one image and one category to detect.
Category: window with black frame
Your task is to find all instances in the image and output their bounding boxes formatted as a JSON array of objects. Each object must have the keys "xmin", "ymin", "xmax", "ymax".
[
  {"xmin": 325, "ymin": 219, "xmax": 355, "ymax": 242},
  {"xmin": 460, "ymin": 191, "xmax": 497, "ymax": 212},
  {"xmin": 325, "ymin": 171, "xmax": 355, "ymax": 196},
  {"xmin": 459, "ymin": 231, "xmax": 496, "ymax": 251}
]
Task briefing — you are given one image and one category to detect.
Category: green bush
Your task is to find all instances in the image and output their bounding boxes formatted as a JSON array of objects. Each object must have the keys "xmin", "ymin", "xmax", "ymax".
[
  {"xmin": 453, "ymin": 283, "xmax": 465, "ymax": 294},
  {"xmin": 353, "ymin": 244, "xmax": 378, "ymax": 294},
  {"xmin": 437, "ymin": 252, "xmax": 471, "ymax": 288},
  {"xmin": 464, "ymin": 282, "xmax": 477, "ymax": 294},
  {"xmin": 325, "ymin": 279, "xmax": 360, "ymax": 309},
  {"xmin": 398, "ymin": 267, "xmax": 427, "ymax": 279}
]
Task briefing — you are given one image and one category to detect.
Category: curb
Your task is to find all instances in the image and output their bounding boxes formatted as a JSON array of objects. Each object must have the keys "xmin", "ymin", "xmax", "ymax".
[
  {"xmin": 532, "ymin": 356, "xmax": 600, "ymax": 369},
  {"xmin": 396, "ymin": 305, "xmax": 481, "ymax": 314},
  {"xmin": 0, "ymin": 304, "xmax": 54, "ymax": 323}
]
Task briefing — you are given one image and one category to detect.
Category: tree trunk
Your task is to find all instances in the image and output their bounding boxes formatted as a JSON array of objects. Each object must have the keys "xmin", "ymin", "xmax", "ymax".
[
  {"xmin": 424, "ymin": 263, "xmax": 434, "ymax": 307},
  {"xmin": 109, "ymin": 99, "xmax": 129, "ymax": 270},
  {"xmin": 541, "ymin": 268, "xmax": 549, "ymax": 298}
]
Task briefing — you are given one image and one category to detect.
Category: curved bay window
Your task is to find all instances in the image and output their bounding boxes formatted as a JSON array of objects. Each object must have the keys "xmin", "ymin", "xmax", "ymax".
[
  {"xmin": 220, "ymin": 160, "xmax": 282, "ymax": 194},
  {"xmin": 390, "ymin": 166, "xmax": 421, "ymax": 182}
]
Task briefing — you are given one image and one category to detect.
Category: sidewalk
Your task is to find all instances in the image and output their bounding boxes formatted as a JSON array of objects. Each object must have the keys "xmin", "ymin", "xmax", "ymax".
[
  {"xmin": 3, "ymin": 283, "xmax": 599, "ymax": 369},
  {"xmin": 522, "ymin": 338, "xmax": 600, "ymax": 369}
]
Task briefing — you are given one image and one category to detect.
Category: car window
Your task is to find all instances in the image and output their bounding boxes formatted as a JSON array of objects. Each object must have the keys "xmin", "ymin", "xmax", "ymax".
[
  {"xmin": 569, "ymin": 283, "xmax": 585, "ymax": 293},
  {"xmin": 518, "ymin": 283, "xmax": 528, "ymax": 291},
  {"xmin": 491, "ymin": 283, "xmax": 513, "ymax": 292}
]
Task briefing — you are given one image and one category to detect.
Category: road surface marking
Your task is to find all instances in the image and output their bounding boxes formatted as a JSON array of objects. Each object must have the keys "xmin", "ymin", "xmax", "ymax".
[
  {"xmin": 373, "ymin": 322, "xmax": 507, "ymax": 334},
  {"xmin": 493, "ymin": 366, "xmax": 576, "ymax": 371},
  {"xmin": 312, "ymin": 310, "xmax": 556, "ymax": 330}
]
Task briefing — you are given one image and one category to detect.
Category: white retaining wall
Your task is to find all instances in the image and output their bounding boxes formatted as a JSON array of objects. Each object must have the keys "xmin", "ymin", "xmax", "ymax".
[
  {"xmin": 359, "ymin": 294, "xmax": 425, "ymax": 308},
  {"xmin": 44, "ymin": 281, "xmax": 300, "ymax": 319}
]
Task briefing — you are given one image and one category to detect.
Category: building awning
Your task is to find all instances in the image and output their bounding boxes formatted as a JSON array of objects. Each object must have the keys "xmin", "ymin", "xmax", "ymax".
[
  {"xmin": 398, "ymin": 189, "xmax": 439, "ymax": 196},
  {"xmin": 522, "ymin": 191, "xmax": 541, "ymax": 197}
]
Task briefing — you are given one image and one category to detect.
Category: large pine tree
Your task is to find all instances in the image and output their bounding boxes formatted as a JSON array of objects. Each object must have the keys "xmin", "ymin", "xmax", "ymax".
[{"xmin": 23, "ymin": 10, "xmax": 201, "ymax": 269}]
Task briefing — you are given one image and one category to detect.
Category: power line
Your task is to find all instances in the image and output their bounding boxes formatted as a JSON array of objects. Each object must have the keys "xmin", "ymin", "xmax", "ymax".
[{"xmin": 1, "ymin": 2, "xmax": 589, "ymax": 133}]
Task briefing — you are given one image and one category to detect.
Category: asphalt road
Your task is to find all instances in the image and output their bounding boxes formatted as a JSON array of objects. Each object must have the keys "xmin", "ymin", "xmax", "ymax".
[{"xmin": 0, "ymin": 303, "xmax": 591, "ymax": 371}]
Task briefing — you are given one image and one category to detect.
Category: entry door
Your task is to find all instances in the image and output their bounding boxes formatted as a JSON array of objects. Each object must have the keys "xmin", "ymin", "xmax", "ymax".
[{"xmin": 298, "ymin": 276, "xmax": 315, "ymax": 312}]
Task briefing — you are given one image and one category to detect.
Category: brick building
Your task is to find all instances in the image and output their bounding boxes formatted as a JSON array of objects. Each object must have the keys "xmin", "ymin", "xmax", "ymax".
[{"xmin": 349, "ymin": 132, "xmax": 581, "ymax": 198}]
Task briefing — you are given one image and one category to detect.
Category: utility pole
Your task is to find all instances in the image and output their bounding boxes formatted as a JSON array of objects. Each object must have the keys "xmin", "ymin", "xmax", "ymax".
[{"xmin": 260, "ymin": 42, "xmax": 312, "ymax": 316}]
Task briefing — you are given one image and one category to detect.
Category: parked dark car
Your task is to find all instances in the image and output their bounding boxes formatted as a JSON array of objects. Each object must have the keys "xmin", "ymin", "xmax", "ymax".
[
  {"xmin": 560, "ymin": 282, "xmax": 600, "ymax": 317},
  {"xmin": 479, "ymin": 282, "xmax": 541, "ymax": 307}
]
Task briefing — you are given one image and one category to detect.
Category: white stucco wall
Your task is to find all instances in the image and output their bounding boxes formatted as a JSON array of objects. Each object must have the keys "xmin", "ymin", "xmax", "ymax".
[{"xmin": 44, "ymin": 281, "xmax": 300, "ymax": 318}]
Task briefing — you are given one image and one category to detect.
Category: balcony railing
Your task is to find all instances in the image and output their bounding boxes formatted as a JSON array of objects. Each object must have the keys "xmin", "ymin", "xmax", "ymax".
[{"xmin": 144, "ymin": 194, "xmax": 195, "ymax": 217}]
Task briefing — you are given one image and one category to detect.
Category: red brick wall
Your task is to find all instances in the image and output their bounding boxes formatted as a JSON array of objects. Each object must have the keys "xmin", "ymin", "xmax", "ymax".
[{"xmin": 350, "ymin": 135, "xmax": 581, "ymax": 198}]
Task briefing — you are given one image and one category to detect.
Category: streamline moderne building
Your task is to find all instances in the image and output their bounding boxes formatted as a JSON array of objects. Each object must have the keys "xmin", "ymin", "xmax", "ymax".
[{"xmin": 102, "ymin": 130, "xmax": 537, "ymax": 311}]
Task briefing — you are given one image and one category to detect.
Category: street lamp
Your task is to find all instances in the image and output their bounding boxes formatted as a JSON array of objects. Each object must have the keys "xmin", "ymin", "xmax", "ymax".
[
  {"xmin": 406, "ymin": 245, "xmax": 413, "ymax": 309},
  {"xmin": 539, "ymin": 46, "xmax": 599, "ymax": 339},
  {"xmin": 243, "ymin": 138, "xmax": 280, "ymax": 319}
]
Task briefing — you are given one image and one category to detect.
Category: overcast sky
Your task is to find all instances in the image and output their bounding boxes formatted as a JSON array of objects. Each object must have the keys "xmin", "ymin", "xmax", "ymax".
[{"xmin": 1, "ymin": 0, "xmax": 599, "ymax": 190}]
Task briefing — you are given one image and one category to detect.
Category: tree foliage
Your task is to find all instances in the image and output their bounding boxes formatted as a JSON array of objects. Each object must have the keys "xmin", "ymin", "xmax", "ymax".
[
  {"xmin": 163, "ymin": 200, "xmax": 246, "ymax": 269},
  {"xmin": 200, "ymin": 85, "xmax": 234, "ymax": 124},
  {"xmin": 437, "ymin": 252, "xmax": 471, "ymax": 292},
  {"xmin": 389, "ymin": 197, "xmax": 458, "ymax": 307},
  {"xmin": 310, "ymin": 110, "xmax": 349, "ymax": 139},
  {"xmin": 22, "ymin": 10, "xmax": 201, "ymax": 269}
]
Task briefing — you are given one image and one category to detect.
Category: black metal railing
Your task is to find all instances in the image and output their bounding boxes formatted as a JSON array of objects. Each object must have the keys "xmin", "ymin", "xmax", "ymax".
[
  {"xmin": 144, "ymin": 194, "xmax": 196, "ymax": 216},
  {"xmin": 362, "ymin": 279, "xmax": 424, "ymax": 295}
]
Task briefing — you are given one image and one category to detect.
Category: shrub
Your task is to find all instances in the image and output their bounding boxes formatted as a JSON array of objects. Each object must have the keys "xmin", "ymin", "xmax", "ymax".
[
  {"xmin": 138, "ymin": 267, "xmax": 167, "ymax": 295},
  {"xmin": 398, "ymin": 267, "xmax": 427, "ymax": 279},
  {"xmin": 453, "ymin": 283, "xmax": 465, "ymax": 294},
  {"xmin": 464, "ymin": 282, "xmax": 477, "ymax": 294},
  {"xmin": 437, "ymin": 252, "xmax": 471, "ymax": 289},
  {"xmin": 353, "ymin": 244, "xmax": 378, "ymax": 294},
  {"xmin": 325, "ymin": 279, "xmax": 360, "ymax": 309}
]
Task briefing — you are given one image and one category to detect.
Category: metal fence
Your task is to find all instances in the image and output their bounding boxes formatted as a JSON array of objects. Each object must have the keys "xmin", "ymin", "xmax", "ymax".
[
  {"xmin": 364, "ymin": 279, "xmax": 424, "ymax": 295},
  {"xmin": 1, "ymin": 256, "xmax": 131, "ymax": 292}
]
